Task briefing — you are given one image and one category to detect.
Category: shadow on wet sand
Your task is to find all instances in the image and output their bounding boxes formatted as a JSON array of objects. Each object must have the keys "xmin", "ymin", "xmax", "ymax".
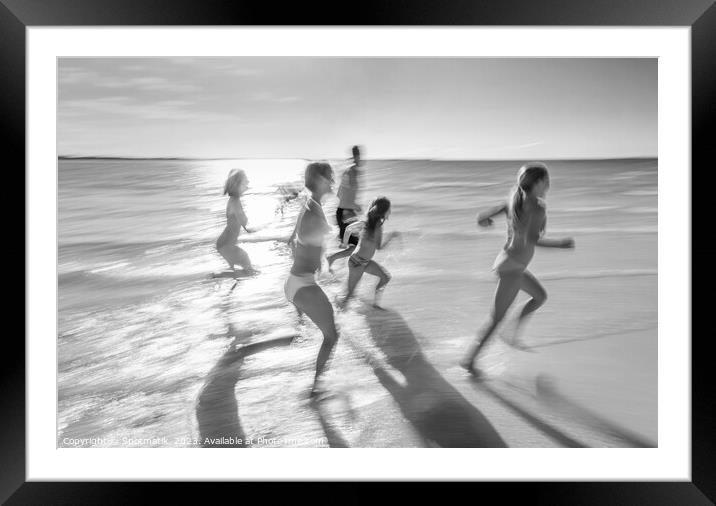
[
  {"xmin": 469, "ymin": 377, "xmax": 587, "ymax": 448},
  {"xmin": 195, "ymin": 335, "xmax": 294, "ymax": 448},
  {"xmin": 361, "ymin": 306, "xmax": 508, "ymax": 448},
  {"xmin": 534, "ymin": 374, "xmax": 655, "ymax": 447},
  {"xmin": 310, "ymin": 392, "xmax": 354, "ymax": 448}
]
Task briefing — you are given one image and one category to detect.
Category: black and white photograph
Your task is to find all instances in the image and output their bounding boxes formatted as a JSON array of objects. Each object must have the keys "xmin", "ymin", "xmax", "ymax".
[{"xmin": 57, "ymin": 56, "xmax": 658, "ymax": 450}]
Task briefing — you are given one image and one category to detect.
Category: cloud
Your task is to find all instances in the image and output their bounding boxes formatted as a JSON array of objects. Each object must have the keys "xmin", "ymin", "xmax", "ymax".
[
  {"xmin": 163, "ymin": 58, "xmax": 264, "ymax": 77},
  {"xmin": 515, "ymin": 141, "xmax": 543, "ymax": 149},
  {"xmin": 249, "ymin": 91, "xmax": 301, "ymax": 103},
  {"xmin": 58, "ymin": 67, "xmax": 98, "ymax": 85},
  {"xmin": 98, "ymin": 76, "xmax": 200, "ymax": 93},
  {"xmin": 59, "ymin": 96, "xmax": 235, "ymax": 122},
  {"xmin": 227, "ymin": 68, "xmax": 264, "ymax": 77},
  {"xmin": 166, "ymin": 57, "xmax": 201, "ymax": 65},
  {"xmin": 58, "ymin": 65, "xmax": 201, "ymax": 94},
  {"xmin": 121, "ymin": 65, "xmax": 149, "ymax": 72},
  {"xmin": 276, "ymin": 96, "xmax": 300, "ymax": 103}
]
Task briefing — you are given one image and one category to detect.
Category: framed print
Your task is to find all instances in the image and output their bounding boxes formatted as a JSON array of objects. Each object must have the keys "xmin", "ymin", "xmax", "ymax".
[{"xmin": 3, "ymin": 0, "xmax": 713, "ymax": 503}]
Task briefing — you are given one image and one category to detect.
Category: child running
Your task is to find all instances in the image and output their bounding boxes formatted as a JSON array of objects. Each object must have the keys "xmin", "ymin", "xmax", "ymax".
[
  {"xmin": 337, "ymin": 197, "xmax": 401, "ymax": 310},
  {"xmin": 460, "ymin": 162, "xmax": 575, "ymax": 376}
]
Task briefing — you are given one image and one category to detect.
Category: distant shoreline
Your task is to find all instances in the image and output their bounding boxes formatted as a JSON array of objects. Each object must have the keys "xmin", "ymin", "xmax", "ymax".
[{"xmin": 58, "ymin": 156, "xmax": 658, "ymax": 162}]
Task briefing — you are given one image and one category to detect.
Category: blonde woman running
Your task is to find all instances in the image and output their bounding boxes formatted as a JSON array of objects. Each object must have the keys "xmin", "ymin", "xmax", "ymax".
[
  {"xmin": 285, "ymin": 162, "xmax": 340, "ymax": 397},
  {"xmin": 216, "ymin": 169, "xmax": 255, "ymax": 273}
]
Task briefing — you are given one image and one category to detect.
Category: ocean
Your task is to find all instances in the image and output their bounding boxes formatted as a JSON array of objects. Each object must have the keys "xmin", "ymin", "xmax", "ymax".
[{"xmin": 58, "ymin": 158, "xmax": 657, "ymax": 448}]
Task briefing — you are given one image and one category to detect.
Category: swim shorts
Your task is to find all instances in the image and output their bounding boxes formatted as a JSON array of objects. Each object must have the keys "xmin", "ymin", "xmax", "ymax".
[{"xmin": 336, "ymin": 208, "xmax": 360, "ymax": 247}]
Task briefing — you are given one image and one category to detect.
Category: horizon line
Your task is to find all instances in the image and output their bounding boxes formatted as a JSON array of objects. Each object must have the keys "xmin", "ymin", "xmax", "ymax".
[{"xmin": 58, "ymin": 155, "xmax": 658, "ymax": 162}]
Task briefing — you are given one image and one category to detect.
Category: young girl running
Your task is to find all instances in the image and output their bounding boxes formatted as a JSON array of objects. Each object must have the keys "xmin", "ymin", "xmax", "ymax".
[
  {"xmin": 215, "ymin": 169, "xmax": 255, "ymax": 273},
  {"xmin": 337, "ymin": 197, "xmax": 401, "ymax": 310},
  {"xmin": 461, "ymin": 162, "xmax": 575, "ymax": 376}
]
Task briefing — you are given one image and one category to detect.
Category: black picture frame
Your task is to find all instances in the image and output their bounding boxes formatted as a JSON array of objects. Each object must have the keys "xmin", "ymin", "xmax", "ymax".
[{"xmin": 3, "ymin": 0, "xmax": 712, "ymax": 503}]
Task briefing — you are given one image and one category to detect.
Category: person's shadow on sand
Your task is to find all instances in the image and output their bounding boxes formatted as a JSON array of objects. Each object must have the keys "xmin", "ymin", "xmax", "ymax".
[
  {"xmin": 310, "ymin": 392, "xmax": 354, "ymax": 448},
  {"xmin": 359, "ymin": 306, "xmax": 507, "ymax": 448},
  {"xmin": 195, "ymin": 335, "xmax": 294, "ymax": 448}
]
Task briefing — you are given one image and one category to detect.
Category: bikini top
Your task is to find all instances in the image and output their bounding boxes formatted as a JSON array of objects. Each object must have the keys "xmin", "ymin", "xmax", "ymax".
[{"xmin": 296, "ymin": 198, "xmax": 331, "ymax": 247}]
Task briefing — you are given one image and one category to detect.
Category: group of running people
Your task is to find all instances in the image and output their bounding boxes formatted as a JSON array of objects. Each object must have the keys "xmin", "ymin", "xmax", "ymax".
[{"xmin": 215, "ymin": 146, "xmax": 575, "ymax": 397}]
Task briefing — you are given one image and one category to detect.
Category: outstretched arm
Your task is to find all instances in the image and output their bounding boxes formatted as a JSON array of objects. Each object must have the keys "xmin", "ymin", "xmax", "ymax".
[
  {"xmin": 537, "ymin": 237, "xmax": 575, "ymax": 248},
  {"xmin": 532, "ymin": 206, "xmax": 574, "ymax": 248},
  {"xmin": 342, "ymin": 221, "xmax": 362, "ymax": 247},
  {"xmin": 379, "ymin": 231, "xmax": 401, "ymax": 249},
  {"xmin": 287, "ymin": 207, "xmax": 305, "ymax": 245},
  {"xmin": 376, "ymin": 226, "xmax": 401, "ymax": 250},
  {"xmin": 477, "ymin": 202, "xmax": 508, "ymax": 227}
]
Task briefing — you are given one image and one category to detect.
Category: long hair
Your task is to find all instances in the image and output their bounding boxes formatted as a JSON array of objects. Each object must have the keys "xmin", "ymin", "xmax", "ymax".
[
  {"xmin": 223, "ymin": 169, "xmax": 247, "ymax": 197},
  {"xmin": 508, "ymin": 162, "xmax": 549, "ymax": 226},
  {"xmin": 365, "ymin": 197, "xmax": 391, "ymax": 236}
]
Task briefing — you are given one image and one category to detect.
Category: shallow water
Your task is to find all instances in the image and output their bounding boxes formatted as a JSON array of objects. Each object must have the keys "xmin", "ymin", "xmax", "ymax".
[{"xmin": 58, "ymin": 157, "xmax": 657, "ymax": 447}]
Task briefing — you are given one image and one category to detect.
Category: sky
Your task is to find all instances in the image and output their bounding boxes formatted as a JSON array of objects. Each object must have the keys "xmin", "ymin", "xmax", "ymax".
[{"xmin": 58, "ymin": 57, "xmax": 657, "ymax": 160}]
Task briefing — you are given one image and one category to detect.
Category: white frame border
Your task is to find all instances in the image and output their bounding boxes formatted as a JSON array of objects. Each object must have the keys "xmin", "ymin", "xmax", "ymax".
[{"xmin": 28, "ymin": 27, "xmax": 690, "ymax": 481}]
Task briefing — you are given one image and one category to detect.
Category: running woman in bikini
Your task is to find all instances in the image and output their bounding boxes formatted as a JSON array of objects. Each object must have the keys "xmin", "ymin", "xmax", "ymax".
[
  {"xmin": 337, "ymin": 197, "xmax": 400, "ymax": 310},
  {"xmin": 460, "ymin": 162, "xmax": 575, "ymax": 376},
  {"xmin": 285, "ymin": 162, "xmax": 340, "ymax": 397},
  {"xmin": 215, "ymin": 169, "xmax": 255, "ymax": 273}
]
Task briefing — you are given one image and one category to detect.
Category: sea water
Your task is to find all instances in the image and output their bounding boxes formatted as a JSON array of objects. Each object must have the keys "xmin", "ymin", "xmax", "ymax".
[{"xmin": 57, "ymin": 158, "xmax": 657, "ymax": 447}]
